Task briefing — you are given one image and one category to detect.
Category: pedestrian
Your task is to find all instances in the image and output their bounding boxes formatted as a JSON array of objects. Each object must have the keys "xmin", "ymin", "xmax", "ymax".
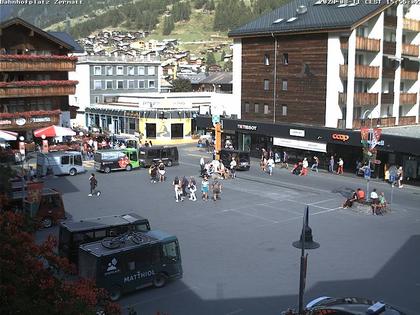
[
  {"xmin": 337, "ymin": 158, "xmax": 344, "ymax": 175},
  {"xmin": 201, "ymin": 175, "xmax": 209, "ymax": 201},
  {"xmin": 149, "ymin": 140, "xmax": 153, "ymax": 146},
  {"xmin": 173, "ymin": 176, "xmax": 183, "ymax": 202},
  {"xmin": 300, "ymin": 158, "xmax": 309, "ymax": 176},
  {"xmin": 267, "ymin": 156, "xmax": 275, "ymax": 176},
  {"xmin": 311, "ymin": 156, "xmax": 319, "ymax": 172},
  {"xmin": 329, "ymin": 156, "xmax": 335, "ymax": 173},
  {"xmin": 397, "ymin": 166, "xmax": 403, "ymax": 188},
  {"xmin": 188, "ymin": 177, "xmax": 197, "ymax": 201},
  {"xmin": 281, "ymin": 151, "xmax": 289, "ymax": 169},
  {"xmin": 230, "ymin": 156, "xmax": 237, "ymax": 179},
  {"xmin": 211, "ymin": 179, "xmax": 222, "ymax": 201},
  {"xmin": 157, "ymin": 160, "xmax": 166, "ymax": 182},
  {"xmin": 370, "ymin": 188, "xmax": 379, "ymax": 215},
  {"xmin": 88, "ymin": 173, "xmax": 100, "ymax": 196},
  {"xmin": 145, "ymin": 140, "xmax": 149, "ymax": 147},
  {"xmin": 181, "ymin": 176, "xmax": 189, "ymax": 198},
  {"xmin": 200, "ymin": 157, "xmax": 205, "ymax": 173}
]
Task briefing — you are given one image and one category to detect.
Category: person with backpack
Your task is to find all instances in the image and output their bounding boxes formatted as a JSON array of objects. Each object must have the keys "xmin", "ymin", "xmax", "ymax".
[
  {"xmin": 211, "ymin": 179, "xmax": 222, "ymax": 201},
  {"xmin": 88, "ymin": 173, "xmax": 100, "ymax": 196}
]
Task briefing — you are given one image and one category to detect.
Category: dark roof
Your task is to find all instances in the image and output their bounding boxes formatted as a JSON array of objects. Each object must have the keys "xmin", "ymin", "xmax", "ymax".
[
  {"xmin": 177, "ymin": 73, "xmax": 207, "ymax": 84},
  {"xmin": 48, "ymin": 31, "xmax": 85, "ymax": 53},
  {"xmin": 200, "ymin": 72, "xmax": 232, "ymax": 85},
  {"xmin": 229, "ymin": 0, "xmax": 390, "ymax": 37},
  {"xmin": 0, "ymin": 17, "xmax": 82, "ymax": 52}
]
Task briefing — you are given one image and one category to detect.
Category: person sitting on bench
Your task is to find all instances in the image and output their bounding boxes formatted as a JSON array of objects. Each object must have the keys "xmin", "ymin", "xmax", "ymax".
[
  {"xmin": 355, "ymin": 188, "xmax": 366, "ymax": 202},
  {"xmin": 370, "ymin": 188, "xmax": 379, "ymax": 215},
  {"xmin": 343, "ymin": 188, "xmax": 365, "ymax": 208},
  {"xmin": 375, "ymin": 192, "xmax": 387, "ymax": 214}
]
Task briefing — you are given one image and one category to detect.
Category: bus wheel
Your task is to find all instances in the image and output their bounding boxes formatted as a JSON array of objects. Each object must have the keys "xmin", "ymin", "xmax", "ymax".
[
  {"xmin": 166, "ymin": 160, "xmax": 173, "ymax": 167},
  {"xmin": 104, "ymin": 167, "xmax": 111, "ymax": 174},
  {"xmin": 126, "ymin": 164, "xmax": 132, "ymax": 171},
  {"xmin": 69, "ymin": 168, "xmax": 77, "ymax": 176},
  {"xmin": 109, "ymin": 286, "xmax": 122, "ymax": 301},
  {"xmin": 153, "ymin": 273, "xmax": 167, "ymax": 288},
  {"xmin": 41, "ymin": 217, "xmax": 53, "ymax": 229}
]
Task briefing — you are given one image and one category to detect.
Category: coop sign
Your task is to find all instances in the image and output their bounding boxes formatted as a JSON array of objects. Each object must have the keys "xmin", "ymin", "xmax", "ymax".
[{"xmin": 124, "ymin": 270, "xmax": 155, "ymax": 283}]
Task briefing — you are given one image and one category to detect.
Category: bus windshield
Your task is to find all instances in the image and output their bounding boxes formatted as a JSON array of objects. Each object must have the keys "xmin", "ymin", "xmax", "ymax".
[{"xmin": 162, "ymin": 241, "xmax": 180, "ymax": 261}]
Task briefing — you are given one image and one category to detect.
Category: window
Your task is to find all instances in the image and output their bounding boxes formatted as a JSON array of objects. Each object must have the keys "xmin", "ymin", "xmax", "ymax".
[
  {"xmin": 127, "ymin": 66, "xmax": 135, "ymax": 75},
  {"xmin": 245, "ymin": 102, "xmax": 249, "ymax": 113},
  {"xmin": 105, "ymin": 80, "xmax": 113, "ymax": 89},
  {"xmin": 74, "ymin": 155, "xmax": 82, "ymax": 166},
  {"xmin": 283, "ymin": 53, "xmax": 288, "ymax": 65},
  {"xmin": 148, "ymin": 80, "xmax": 155, "ymax": 89},
  {"xmin": 105, "ymin": 66, "xmax": 113, "ymax": 76},
  {"xmin": 138, "ymin": 66, "xmax": 145, "ymax": 75},
  {"xmin": 254, "ymin": 103, "xmax": 259, "ymax": 113},
  {"xmin": 138, "ymin": 80, "xmax": 145, "ymax": 89},
  {"xmin": 282, "ymin": 104, "xmax": 287, "ymax": 116},
  {"xmin": 171, "ymin": 123, "xmax": 184, "ymax": 139},
  {"xmin": 116, "ymin": 66, "xmax": 124, "ymax": 75},
  {"xmin": 148, "ymin": 66, "xmax": 155, "ymax": 75},
  {"xmin": 93, "ymin": 80, "xmax": 102, "ymax": 90},
  {"xmin": 264, "ymin": 79, "xmax": 270, "ymax": 91},
  {"xmin": 282, "ymin": 79, "xmax": 288, "ymax": 91},
  {"xmin": 93, "ymin": 66, "xmax": 102, "ymax": 75},
  {"xmin": 128, "ymin": 80, "xmax": 136, "ymax": 89},
  {"xmin": 61, "ymin": 156, "xmax": 69, "ymax": 165},
  {"xmin": 146, "ymin": 123, "xmax": 156, "ymax": 138},
  {"xmin": 95, "ymin": 96, "xmax": 100, "ymax": 103},
  {"xmin": 162, "ymin": 241, "xmax": 178, "ymax": 261},
  {"xmin": 264, "ymin": 54, "xmax": 270, "ymax": 65},
  {"xmin": 117, "ymin": 80, "xmax": 124, "ymax": 89},
  {"xmin": 129, "ymin": 151, "xmax": 138, "ymax": 161},
  {"xmin": 264, "ymin": 104, "xmax": 270, "ymax": 114}
]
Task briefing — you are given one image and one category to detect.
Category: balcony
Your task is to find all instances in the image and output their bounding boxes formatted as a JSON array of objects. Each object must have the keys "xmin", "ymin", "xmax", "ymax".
[
  {"xmin": 340, "ymin": 64, "xmax": 380, "ymax": 79},
  {"xmin": 383, "ymin": 41, "xmax": 396, "ymax": 56},
  {"xmin": 0, "ymin": 80, "xmax": 78, "ymax": 98},
  {"xmin": 401, "ymin": 69, "xmax": 419, "ymax": 81},
  {"xmin": 400, "ymin": 93, "xmax": 417, "ymax": 105},
  {"xmin": 338, "ymin": 92, "xmax": 378, "ymax": 106},
  {"xmin": 402, "ymin": 43, "xmax": 419, "ymax": 57},
  {"xmin": 398, "ymin": 116, "xmax": 417, "ymax": 126},
  {"xmin": 0, "ymin": 110, "xmax": 60, "ymax": 131},
  {"xmin": 340, "ymin": 36, "xmax": 381, "ymax": 52},
  {"xmin": 384, "ymin": 15, "xmax": 397, "ymax": 28},
  {"xmin": 403, "ymin": 18, "xmax": 420, "ymax": 32},
  {"xmin": 381, "ymin": 93, "xmax": 394, "ymax": 104},
  {"xmin": 338, "ymin": 117, "xmax": 396, "ymax": 129},
  {"xmin": 0, "ymin": 54, "xmax": 77, "ymax": 72},
  {"xmin": 382, "ymin": 66, "xmax": 395, "ymax": 79}
]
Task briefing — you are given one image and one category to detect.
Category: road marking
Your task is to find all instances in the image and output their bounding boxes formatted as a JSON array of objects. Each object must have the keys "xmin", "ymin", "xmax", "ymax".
[
  {"xmin": 285, "ymin": 198, "xmax": 340, "ymax": 210},
  {"xmin": 257, "ymin": 202, "xmax": 302, "ymax": 215},
  {"xmin": 308, "ymin": 198, "xmax": 338, "ymax": 205},
  {"xmin": 225, "ymin": 208, "xmax": 279, "ymax": 223}
]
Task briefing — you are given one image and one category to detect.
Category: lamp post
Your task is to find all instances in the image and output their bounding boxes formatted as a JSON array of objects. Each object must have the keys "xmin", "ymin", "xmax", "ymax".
[
  {"xmin": 19, "ymin": 136, "xmax": 26, "ymax": 209},
  {"xmin": 362, "ymin": 110, "xmax": 374, "ymax": 199},
  {"xmin": 292, "ymin": 206, "xmax": 319, "ymax": 315},
  {"xmin": 41, "ymin": 134, "xmax": 48, "ymax": 153}
]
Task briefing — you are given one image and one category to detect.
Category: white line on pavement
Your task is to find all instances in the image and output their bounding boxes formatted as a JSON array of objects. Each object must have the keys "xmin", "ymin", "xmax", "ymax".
[
  {"xmin": 225, "ymin": 208, "xmax": 279, "ymax": 223},
  {"xmin": 308, "ymin": 197, "xmax": 339, "ymax": 205}
]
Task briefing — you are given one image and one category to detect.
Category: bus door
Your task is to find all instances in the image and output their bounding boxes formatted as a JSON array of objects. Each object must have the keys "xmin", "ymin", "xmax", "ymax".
[
  {"xmin": 161, "ymin": 240, "xmax": 182, "ymax": 277},
  {"xmin": 124, "ymin": 247, "xmax": 155, "ymax": 290},
  {"xmin": 128, "ymin": 150, "xmax": 139, "ymax": 168}
]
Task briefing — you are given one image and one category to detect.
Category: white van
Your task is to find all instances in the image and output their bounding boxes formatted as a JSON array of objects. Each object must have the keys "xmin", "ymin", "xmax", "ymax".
[{"xmin": 37, "ymin": 151, "xmax": 86, "ymax": 177}]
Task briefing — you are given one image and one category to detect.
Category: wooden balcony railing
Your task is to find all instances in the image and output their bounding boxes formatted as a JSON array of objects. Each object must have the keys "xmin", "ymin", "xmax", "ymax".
[
  {"xmin": 340, "ymin": 36, "xmax": 381, "ymax": 52},
  {"xmin": 402, "ymin": 43, "xmax": 419, "ymax": 57},
  {"xmin": 0, "ymin": 55, "xmax": 77, "ymax": 72},
  {"xmin": 338, "ymin": 92, "xmax": 378, "ymax": 106},
  {"xmin": 338, "ymin": 117, "xmax": 397, "ymax": 129},
  {"xmin": 0, "ymin": 80, "xmax": 77, "ymax": 98},
  {"xmin": 340, "ymin": 64, "xmax": 380, "ymax": 79},
  {"xmin": 398, "ymin": 116, "xmax": 417, "ymax": 126},
  {"xmin": 381, "ymin": 93, "xmax": 394, "ymax": 104},
  {"xmin": 384, "ymin": 15, "xmax": 397, "ymax": 28},
  {"xmin": 383, "ymin": 41, "xmax": 396, "ymax": 56},
  {"xmin": 400, "ymin": 93, "xmax": 417, "ymax": 105},
  {"xmin": 401, "ymin": 69, "xmax": 418, "ymax": 81},
  {"xmin": 382, "ymin": 66, "xmax": 395, "ymax": 79},
  {"xmin": 403, "ymin": 18, "xmax": 420, "ymax": 32}
]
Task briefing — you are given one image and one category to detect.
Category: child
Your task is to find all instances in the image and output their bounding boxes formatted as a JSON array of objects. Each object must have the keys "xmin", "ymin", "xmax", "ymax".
[{"xmin": 188, "ymin": 177, "xmax": 197, "ymax": 201}]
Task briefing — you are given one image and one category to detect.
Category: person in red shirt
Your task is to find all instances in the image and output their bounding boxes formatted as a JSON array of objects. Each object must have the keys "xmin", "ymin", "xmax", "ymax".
[{"xmin": 356, "ymin": 188, "xmax": 365, "ymax": 202}]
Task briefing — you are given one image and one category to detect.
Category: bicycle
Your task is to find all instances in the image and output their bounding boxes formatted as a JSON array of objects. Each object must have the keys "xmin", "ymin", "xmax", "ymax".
[{"xmin": 101, "ymin": 231, "xmax": 145, "ymax": 249}]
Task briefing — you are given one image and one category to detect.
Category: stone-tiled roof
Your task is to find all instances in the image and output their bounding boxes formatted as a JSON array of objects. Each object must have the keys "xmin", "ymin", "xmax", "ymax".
[{"xmin": 199, "ymin": 72, "xmax": 232, "ymax": 85}]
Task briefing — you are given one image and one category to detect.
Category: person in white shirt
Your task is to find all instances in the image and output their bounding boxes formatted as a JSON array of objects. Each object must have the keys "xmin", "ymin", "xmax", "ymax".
[
  {"xmin": 300, "ymin": 158, "xmax": 309, "ymax": 176},
  {"xmin": 370, "ymin": 188, "xmax": 379, "ymax": 215},
  {"xmin": 230, "ymin": 157, "xmax": 237, "ymax": 178},
  {"xmin": 267, "ymin": 157, "xmax": 275, "ymax": 176}
]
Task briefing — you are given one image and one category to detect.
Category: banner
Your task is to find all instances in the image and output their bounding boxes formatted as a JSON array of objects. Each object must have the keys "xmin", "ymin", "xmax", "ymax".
[{"xmin": 26, "ymin": 181, "xmax": 44, "ymax": 204}]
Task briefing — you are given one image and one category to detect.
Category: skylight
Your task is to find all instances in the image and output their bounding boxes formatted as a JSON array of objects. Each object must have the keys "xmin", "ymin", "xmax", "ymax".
[
  {"xmin": 287, "ymin": 17, "xmax": 298, "ymax": 23},
  {"xmin": 348, "ymin": 2, "xmax": 358, "ymax": 6},
  {"xmin": 337, "ymin": 3, "xmax": 348, "ymax": 7},
  {"xmin": 313, "ymin": 0, "xmax": 324, "ymax": 5},
  {"xmin": 273, "ymin": 18, "xmax": 284, "ymax": 24}
]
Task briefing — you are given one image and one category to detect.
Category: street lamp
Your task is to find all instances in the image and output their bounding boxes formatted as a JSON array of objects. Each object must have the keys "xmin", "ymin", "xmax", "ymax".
[
  {"xmin": 18, "ymin": 136, "xmax": 26, "ymax": 209},
  {"xmin": 292, "ymin": 206, "xmax": 319, "ymax": 315},
  {"xmin": 41, "ymin": 134, "xmax": 49, "ymax": 153},
  {"xmin": 361, "ymin": 109, "xmax": 375, "ymax": 199}
]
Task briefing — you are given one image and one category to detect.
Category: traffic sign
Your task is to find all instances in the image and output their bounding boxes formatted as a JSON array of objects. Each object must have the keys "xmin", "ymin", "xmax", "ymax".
[
  {"xmin": 212, "ymin": 115, "xmax": 220, "ymax": 126},
  {"xmin": 389, "ymin": 174, "xmax": 396, "ymax": 182},
  {"xmin": 364, "ymin": 168, "xmax": 371, "ymax": 179}
]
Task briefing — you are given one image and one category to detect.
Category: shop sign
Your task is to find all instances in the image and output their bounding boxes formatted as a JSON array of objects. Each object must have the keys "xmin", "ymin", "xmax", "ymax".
[
  {"xmin": 289, "ymin": 129, "xmax": 305, "ymax": 137},
  {"xmin": 273, "ymin": 137, "xmax": 327, "ymax": 153},
  {"xmin": 31, "ymin": 117, "xmax": 51, "ymax": 123},
  {"xmin": 0, "ymin": 119, "xmax": 12, "ymax": 125},
  {"xmin": 15, "ymin": 118, "xmax": 26, "ymax": 126},
  {"xmin": 332, "ymin": 133, "xmax": 349, "ymax": 142},
  {"xmin": 237, "ymin": 124, "xmax": 257, "ymax": 131}
]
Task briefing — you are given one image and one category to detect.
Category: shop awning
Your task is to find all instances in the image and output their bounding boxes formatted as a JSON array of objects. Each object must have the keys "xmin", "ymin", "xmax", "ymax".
[
  {"xmin": 34, "ymin": 125, "xmax": 76, "ymax": 138},
  {"xmin": 0, "ymin": 130, "xmax": 18, "ymax": 141}
]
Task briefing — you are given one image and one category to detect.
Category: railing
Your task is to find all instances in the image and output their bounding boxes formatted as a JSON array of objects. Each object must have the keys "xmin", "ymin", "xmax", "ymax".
[
  {"xmin": 400, "ymin": 93, "xmax": 417, "ymax": 105},
  {"xmin": 402, "ymin": 43, "xmax": 419, "ymax": 57},
  {"xmin": 339, "ymin": 64, "xmax": 380, "ymax": 79},
  {"xmin": 401, "ymin": 69, "xmax": 418, "ymax": 81},
  {"xmin": 381, "ymin": 93, "xmax": 394, "ymax": 104},
  {"xmin": 382, "ymin": 66, "xmax": 395, "ymax": 79},
  {"xmin": 383, "ymin": 41, "xmax": 396, "ymax": 56},
  {"xmin": 337, "ymin": 117, "xmax": 397, "ymax": 129},
  {"xmin": 339, "ymin": 36, "xmax": 381, "ymax": 52},
  {"xmin": 384, "ymin": 15, "xmax": 397, "ymax": 28},
  {"xmin": 0, "ymin": 80, "xmax": 77, "ymax": 98},
  {"xmin": 403, "ymin": 18, "xmax": 420, "ymax": 32},
  {"xmin": 398, "ymin": 116, "xmax": 417, "ymax": 126},
  {"xmin": 338, "ymin": 92, "xmax": 378, "ymax": 106},
  {"xmin": 0, "ymin": 54, "xmax": 77, "ymax": 72}
]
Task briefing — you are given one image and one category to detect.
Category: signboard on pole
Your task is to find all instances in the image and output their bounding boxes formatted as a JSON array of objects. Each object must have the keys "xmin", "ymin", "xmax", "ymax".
[
  {"xmin": 364, "ymin": 167, "xmax": 371, "ymax": 180},
  {"xmin": 212, "ymin": 115, "xmax": 220, "ymax": 126}
]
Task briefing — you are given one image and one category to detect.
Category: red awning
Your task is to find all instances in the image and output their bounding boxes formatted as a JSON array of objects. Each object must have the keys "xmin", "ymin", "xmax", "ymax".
[{"xmin": 34, "ymin": 125, "xmax": 76, "ymax": 138}]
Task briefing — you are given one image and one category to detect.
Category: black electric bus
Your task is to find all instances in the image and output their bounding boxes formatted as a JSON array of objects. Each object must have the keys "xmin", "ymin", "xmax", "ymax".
[
  {"xmin": 138, "ymin": 146, "xmax": 179, "ymax": 167},
  {"xmin": 59, "ymin": 213, "xmax": 151, "ymax": 264},
  {"xmin": 78, "ymin": 229, "xmax": 183, "ymax": 301}
]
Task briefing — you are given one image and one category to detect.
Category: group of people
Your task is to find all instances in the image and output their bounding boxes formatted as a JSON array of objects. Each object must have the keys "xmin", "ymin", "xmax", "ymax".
[
  {"xmin": 149, "ymin": 160, "xmax": 166, "ymax": 183},
  {"xmin": 200, "ymin": 157, "xmax": 237, "ymax": 180},
  {"xmin": 342, "ymin": 187, "xmax": 387, "ymax": 215},
  {"xmin": 172, "ymin": 175, "xmax": 222, "ymax": 202}
]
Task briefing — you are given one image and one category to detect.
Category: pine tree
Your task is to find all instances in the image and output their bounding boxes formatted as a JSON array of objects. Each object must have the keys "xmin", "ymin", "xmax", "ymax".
[
  {"xmin": 206, "ymin": 52, "xmax": 216, "ymax": 65},
  {"xmin": 162, "ymin": 15, "xmax": 175, "ymax": 35}
]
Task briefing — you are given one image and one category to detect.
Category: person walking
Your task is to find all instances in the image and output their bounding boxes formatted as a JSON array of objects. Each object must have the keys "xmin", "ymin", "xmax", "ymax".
[
  {"xmin": 337, "ymin": 158, "xmax": 344, "ymax": 175},
  {"xmin": 397, "ymin": 166, "xmax": 404, "ymax": 188},
  {"xmin": 300, "ymin": 158, "xmax": 309, "ymax": 176},
  {"xmin": 311, "ymin": 156, "xmax": 319, "ymax": 172},
  {"xmin": 88, "ymin": 173, "xmax": 99, "ymax": 196},
  {"xmin": 201, "ymin": 175, "xmax": 209, "ymax": 201},
  {"xmin": 172, "ymin": 176, "xmax": 183, "ymax": 202},
  {"xmin": 200, "ymin": 157, "xmax": 205, "ymax": 174},
  {"xmin": 157, "ymin": 160, "xmax": 166, "ymax": 182},
  {"xmin": 329, "ymin": 156, "xmax": 335, "ymax": 173},
  {"xmin": 267, "ymin": 156, "xmax": 275, "ymax": 176},
  {"xmin": 211, "ymin": 179, "xmax": 222, "ymax": 201},
  {"xmin": 281, "ymin": 151, "xmax": 289, "ymax": 169},
  {"xmin": 230, "ymin": 156, "xmax": 237, "ymax": 179},
  {"xmin": 188, "ymin": 177, "xmax": 197, "ymax": 201}
]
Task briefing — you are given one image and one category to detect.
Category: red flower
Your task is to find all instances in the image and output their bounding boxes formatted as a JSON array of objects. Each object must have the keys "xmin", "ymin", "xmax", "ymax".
[
  {"xmin": 0, "ymin": 54, "xmax": 78, "ymax": 61},
  {"xmin": 0, "ymin": 80, "xmax": 79, "ymax": 88},
  {"xmin": 0, "ymin": 109, "xmax": 61, "ymax": 119}
]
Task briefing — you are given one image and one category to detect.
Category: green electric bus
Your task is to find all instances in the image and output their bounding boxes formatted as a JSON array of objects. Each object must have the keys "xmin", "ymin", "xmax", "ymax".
[
  {"xmin": 94, "ymin": 148, "xmax": 141, "ymax": 173},
  {"xmin": 59, "ymin": 213, "xmax": 151, "ymax": 264},
  {"xmin": 78, "ymin": 229, "xmax": 183, "ymax": 301}
]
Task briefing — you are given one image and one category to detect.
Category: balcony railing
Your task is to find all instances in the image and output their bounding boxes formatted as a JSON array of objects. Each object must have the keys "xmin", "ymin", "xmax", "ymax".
[
  {"xmin": 401, "ymin": 69, "xmax": 418, "ymax": 81},
  {"xmin": 340, "ymin": 64, "xmax": 380, "ymax": 79},
  {"xmin": 338, "ymin": 92, "xmax": 378, "ymax": 106},
  {"xmin": 382, "ymin": 66, "xmax": 395, "ymax": 79},
  {"xmin": 337, "ymin": 117, "xmax": 397, "ymax": 129},
  {"xmin": 381, "ymin": 93, "xmax": 394, "ymax": 104},
  {"xmin": 0, "ymin": 80, "xmax": 78, "ymax": 98},
  {"xmin": 0, "ymin": 110, "xmax": 60, "ymax": 130},
  {"xmin": 340, "ymin": 36, "xmax": 381, "ymax": 52},
  {"xmin": 384, "ymin": 15, "xmax": 397, "ymax": 28},
  {"xmin": 383, "ymin": 41, "xmax": 396, "ymax": 55},
  {"xmin": 400, "ymin": 93, "xmax": 417, "ymax": 105},
  {"xmin": 0, "ymin": 54, "xmax": 77, "ymax": 72},
  {"xmin": 403, "ymin": 18, "xmax": 420, "ymax": 32},
  {"xmin": 398, "ymin": 116, "xmax": 417, "ymax": 126},
  {"xmin": 402, "ymin": 43, "xmax": 419, "ymax": 57}
]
